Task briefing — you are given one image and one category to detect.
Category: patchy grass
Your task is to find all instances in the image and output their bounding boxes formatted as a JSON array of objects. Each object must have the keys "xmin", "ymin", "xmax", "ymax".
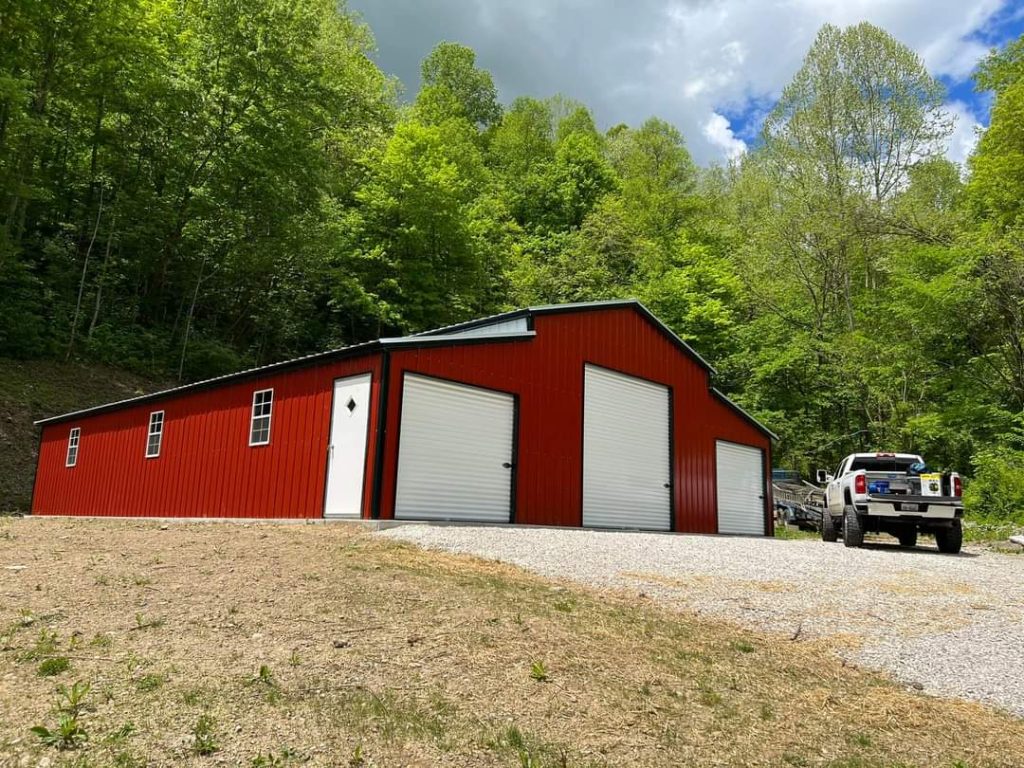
[
  {"xmin": 774, "ymin": 524, "xmax": 820, "ymax": 540},
  {"xmin": 964, "ymin": 520, "xmax": 1024, "ymax": 549},
  {"xmin": 36, "ymin": 656, "xmax": 71, "ymax": 677},
  {"xmin": 1, "ymin": 518, "xmax": 1023, "ymax": 767}
]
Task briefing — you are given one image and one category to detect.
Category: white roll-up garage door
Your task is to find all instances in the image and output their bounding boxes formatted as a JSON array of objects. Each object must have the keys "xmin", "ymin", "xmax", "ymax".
[
  {"xmin": 582, "ymin": 364, "xmax": 671, "ymax": 530},
  {"xmin": 716, "ymin": 441, "xmax": 766, "ymax": 535},
  {"xmin": 394, "ymin": 374, "xmax": 515, "ymax": 522}
]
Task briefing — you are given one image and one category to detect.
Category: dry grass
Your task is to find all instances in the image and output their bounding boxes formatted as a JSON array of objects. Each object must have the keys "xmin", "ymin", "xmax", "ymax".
[
  {"xmin": 1, "ymin": 518, "xmax": 1023, "ymax": 767},
  {"xmin": 867, "ymin": 574, "xmax": 978, "ymax": 597}
]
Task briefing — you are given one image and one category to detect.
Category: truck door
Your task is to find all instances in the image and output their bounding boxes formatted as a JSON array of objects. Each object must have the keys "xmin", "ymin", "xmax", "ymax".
[{"xmin": 828, "ymin": 459, "xmax": 845, "ymax": 515}]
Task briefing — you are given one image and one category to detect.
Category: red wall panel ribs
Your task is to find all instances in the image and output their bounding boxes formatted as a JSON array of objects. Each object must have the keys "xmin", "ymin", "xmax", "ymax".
[
  {"xmin": 32, "ymin": 355, "xmax": 383, "ymax": 519},
  {"xmin": 31, "ymin": 305, "xmax": 772, "ymax": 531},
  {"xmin": 376, "ymin": 307, "xmax": 772, "ymax": 533}
]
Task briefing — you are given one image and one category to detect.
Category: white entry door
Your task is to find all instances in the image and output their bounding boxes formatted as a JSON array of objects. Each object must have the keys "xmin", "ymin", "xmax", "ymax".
[
  {"xmin": 395, "ymin": 374, "xmax": 515, "ymax": 522},
  {"xmin": 715, "ymin": 441, "xmax": 766, "ymax": 535},
  {"xmin": 323, "ymin": 373, "xmax": 372, "ymax": 518},
  {"xmin": 582, "ymin": 364, "xmax": 672, "ymax": 530}
]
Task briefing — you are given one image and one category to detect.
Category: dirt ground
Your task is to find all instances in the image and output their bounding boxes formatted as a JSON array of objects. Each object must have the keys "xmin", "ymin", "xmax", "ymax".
[
  {"xmin": 380, "ymin": 524, "xmax": 1024, "ymax": 717},
  {"xmin": 2, "ymin": 518, "xmax": 1024, "ymax": 768}
]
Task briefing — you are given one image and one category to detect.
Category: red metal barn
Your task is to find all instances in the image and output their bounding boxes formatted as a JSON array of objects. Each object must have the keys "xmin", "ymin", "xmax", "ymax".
[{"xmin": 31, "ymin": 301, "xmax": 775, "ymax": 534}]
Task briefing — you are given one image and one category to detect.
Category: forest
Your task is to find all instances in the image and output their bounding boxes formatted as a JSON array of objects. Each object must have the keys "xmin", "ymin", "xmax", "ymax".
[{"xmin": 2, "ymin": 0, "xmax": 1023, "ymax": 521}]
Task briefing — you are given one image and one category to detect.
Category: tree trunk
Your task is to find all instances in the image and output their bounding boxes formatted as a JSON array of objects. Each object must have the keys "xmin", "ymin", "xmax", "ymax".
[
  {"xmin": 177, "ymin": 253, "xmax": 208, "ymax": 381},
  {"xmin": 66, "ymin": 187, "xmax": 105, "ymax": 360},
  {"xmin": 87, "ymin": 211, "xmax": 117, "ymax": 338}
]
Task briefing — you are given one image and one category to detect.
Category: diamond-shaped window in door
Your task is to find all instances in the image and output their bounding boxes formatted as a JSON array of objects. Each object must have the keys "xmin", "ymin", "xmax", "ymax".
[{"xmin": 346, "ymin": 397, "xmax": 357, "ymax": 413}]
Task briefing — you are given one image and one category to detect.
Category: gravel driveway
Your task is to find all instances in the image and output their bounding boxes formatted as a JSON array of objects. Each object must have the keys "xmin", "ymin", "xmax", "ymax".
[{"xmin": 381, "ymin": 526, "xmax": 1024, "ymax": 717}]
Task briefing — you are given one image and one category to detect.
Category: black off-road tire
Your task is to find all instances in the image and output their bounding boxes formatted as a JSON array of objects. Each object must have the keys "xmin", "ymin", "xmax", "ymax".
[
  {"xmin": 935, "ymin": 519, "xmax": 963, "ymax": 554},
  {"xmin": 842, "ymin": 505, "xmax": 865, "ymax": 548},
  {"xmin": 821, "ymin": 510, "xmax": 839, "ymax": 542},
  {"xmin": 897, "ymin": 528, "xmax": 918, "ymax": 548}
]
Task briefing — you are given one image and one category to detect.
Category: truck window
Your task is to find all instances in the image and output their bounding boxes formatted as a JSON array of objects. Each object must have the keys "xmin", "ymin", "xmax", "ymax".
[{"xmin": 848, "ymin": 457, "xmax": 918, "ymax": 473}]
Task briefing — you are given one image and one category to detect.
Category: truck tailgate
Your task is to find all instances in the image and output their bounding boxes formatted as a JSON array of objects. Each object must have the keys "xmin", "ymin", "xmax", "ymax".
[{"xmin": 866, "ymin": 494, "xmax": 962, "ymax": 517}]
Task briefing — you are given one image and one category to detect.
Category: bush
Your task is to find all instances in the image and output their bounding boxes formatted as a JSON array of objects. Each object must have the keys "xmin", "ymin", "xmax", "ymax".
[
  {"xmin": 178, "ymin": 337, "xmax": 249, "ymax": 382},
  {"xmin": 964, "ymin": 447, "xmax": 1024, "ymax": 523}
]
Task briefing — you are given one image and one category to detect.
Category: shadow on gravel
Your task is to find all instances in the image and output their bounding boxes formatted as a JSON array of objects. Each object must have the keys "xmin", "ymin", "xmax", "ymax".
[{"xmin": 857, "ymin": 541, "xmax": 980, "ymax": 558}]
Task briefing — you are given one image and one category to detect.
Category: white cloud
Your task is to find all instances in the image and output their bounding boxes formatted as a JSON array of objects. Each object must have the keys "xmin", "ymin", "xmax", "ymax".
[
  {"xmin": 702, "ymin": 113, "xmax": 747, "ymax": 159},
  {"xmin": 351, "ymin": 0, "xmax": 1010, "ymax": 164},
  {"xmin": 943, "ymin": 100, "xmax": 985, "ymax": 167},
  {"xmin": 646, "ymin": 0, "xmax": 1008, "ymax": 161}
]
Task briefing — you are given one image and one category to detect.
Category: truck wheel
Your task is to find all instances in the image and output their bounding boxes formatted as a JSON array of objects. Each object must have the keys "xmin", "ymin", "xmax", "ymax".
[
  {"xmin": 842, "ymin": 505, "xmax": 865, "ymax": 548},
  {"xmin": 935, "ymin": 520, "xmax": 963, "ymax": 554},
  {"xmin": 897, "ymin": 529, "xmax": 918, "ymax": 548},
  {"xmin": 821, "ymin": 510, "xmax": 839, "ymax": 542}
]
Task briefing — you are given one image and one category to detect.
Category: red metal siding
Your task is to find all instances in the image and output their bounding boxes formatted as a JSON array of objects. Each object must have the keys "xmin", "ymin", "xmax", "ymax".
[
  {"xmin": 32, "ymin": 354, "xmax": 383, "ymax": 518},
  {"xmin": 32, "ymin": 305, "xmax": 772, "ymax": 531},
  {"xmin": 378, "ymin": 308, "xmax": 772, "ymax": 533}
]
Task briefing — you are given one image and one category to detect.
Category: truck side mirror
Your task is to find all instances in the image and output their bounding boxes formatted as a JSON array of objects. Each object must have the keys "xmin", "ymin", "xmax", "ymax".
[{"xmin": 815, "ymin": 469, "xmax": 830, "ymax": 484}]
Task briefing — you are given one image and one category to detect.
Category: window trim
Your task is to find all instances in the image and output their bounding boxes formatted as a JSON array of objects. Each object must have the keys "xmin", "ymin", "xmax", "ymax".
[
  {"xmin": 146, "ymin": 410, "xmax": 165, "ymax": 459},
  {"xmin": 249, "ymin": 388, "xmax": 274, "ymax": 447},
  {"xmin": 65, "ymin": 427, "xmax": 81, "ymax": 467}
]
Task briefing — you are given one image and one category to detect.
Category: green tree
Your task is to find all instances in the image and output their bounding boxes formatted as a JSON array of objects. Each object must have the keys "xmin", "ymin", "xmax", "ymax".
[
  {"xmin": 356, "ymin": 115, "xmax": 493, "ymax": 331},
  {"xmin": 728, "ymin": 22, "xmax": 954, "ymax": 469},
  {"xmin": 419, "ymin": 42, "xmax": 501, "ymax": 129}
]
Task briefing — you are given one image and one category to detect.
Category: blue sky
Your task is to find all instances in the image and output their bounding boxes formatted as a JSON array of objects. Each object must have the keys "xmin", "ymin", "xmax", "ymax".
[{"xmin": 349, "ymin": 0, "xmax": 1024, "ymax": 166}]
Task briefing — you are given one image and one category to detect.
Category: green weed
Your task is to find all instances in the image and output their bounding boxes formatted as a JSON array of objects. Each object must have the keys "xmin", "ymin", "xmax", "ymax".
[
  {"xmin": 553, "ymin": 598, "xmax": 575, "ymax": 613},
  {"xmin": 133, "ymin": 612, "xmax": 164, "ymax": 630},
  {"xmin": 250, "ymin": 747, "xmax": 306, "ymax": 766},
  {"xmin": 38, "ymin": 656, "xmax": 70, "ymax": 677},
  {"xmin": 486, "ymin": 723, "xmax": 570, "ymax": 768},
  {"xmin": 18, "ymin": 629, "xmax": 58, "ymax": 661},
  {"xmin": 104, "ymin": 722, "xmax": 136, "ymax": 744},
  {"xmin": 182, "ymin": 687, "xmax": 204, "ymax": 706},
  {"xmin": 90, "ymin": 633, "xmax": 112, "ymax": 649},
  {"xmin": 191, "ymin": 713, "xmax": 219, "ymax": 755},
  {"xmin": 136, "ymin": 673, "xmax": 164, "ymax": 692},
  {"xmin": 30, "ymin": 714, "xmax": 88, "ymax": 750},
  {"xmin": 55, "ymin": 681, "xmax": 91, "ymax": 716}
]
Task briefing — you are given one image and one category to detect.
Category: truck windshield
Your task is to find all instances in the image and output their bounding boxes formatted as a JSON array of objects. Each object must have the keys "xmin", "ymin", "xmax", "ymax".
[{"xmin": 849, "ymin": 457, "xmax": 918, "ymax": 473}]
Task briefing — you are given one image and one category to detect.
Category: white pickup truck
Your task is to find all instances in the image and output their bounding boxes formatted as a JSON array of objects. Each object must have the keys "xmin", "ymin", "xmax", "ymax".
[{"xmin": 817, "ymin": 453, "xmax": 964, "ymax": 553}]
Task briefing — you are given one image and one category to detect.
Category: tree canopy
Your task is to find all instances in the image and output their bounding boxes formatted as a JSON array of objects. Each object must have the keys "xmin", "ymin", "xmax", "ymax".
[{"xmin": 2, "ymin": 6, "xmax": 1022, "ymax": 519}]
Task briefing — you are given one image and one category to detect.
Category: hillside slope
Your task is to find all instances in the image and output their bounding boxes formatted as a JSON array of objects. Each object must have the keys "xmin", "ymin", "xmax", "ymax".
[{"xmin": 0, "ymin": 359, "xmax": 166, "ymax": 511}]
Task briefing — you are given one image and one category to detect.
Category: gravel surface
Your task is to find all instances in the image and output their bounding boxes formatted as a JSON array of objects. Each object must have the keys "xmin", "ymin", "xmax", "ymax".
[{"xmin": 381, "ymin": 525, "xmax": 1024, "ymax": 717}]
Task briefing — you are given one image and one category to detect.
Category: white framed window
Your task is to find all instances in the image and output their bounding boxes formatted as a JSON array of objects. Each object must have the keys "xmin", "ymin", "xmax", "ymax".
[
  {"xmin": 146, "ymin": 410, "xmax": 165, "ymax": 458},
  {"xmin": 65, "ymin": 427, "xmax": 81, "ymax": 467},
  {"xmin": 249, "ymin": 388, "xmax": 274, "ymax": 446}
]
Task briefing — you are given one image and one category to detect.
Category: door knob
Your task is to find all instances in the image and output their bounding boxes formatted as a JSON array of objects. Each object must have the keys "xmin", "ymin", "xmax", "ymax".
[{"xmin": 502, "ymin": 462, "xmax": 513, "ymax": 469}]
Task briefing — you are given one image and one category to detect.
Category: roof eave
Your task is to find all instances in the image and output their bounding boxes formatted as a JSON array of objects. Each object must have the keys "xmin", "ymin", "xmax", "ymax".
[
  {"xmin": 33, "ymin": 341, "xmax": 384, "ymax": 427},
  {"xmin": 33, "ymin": 331, "xmax": 541, "ymax": 427}
]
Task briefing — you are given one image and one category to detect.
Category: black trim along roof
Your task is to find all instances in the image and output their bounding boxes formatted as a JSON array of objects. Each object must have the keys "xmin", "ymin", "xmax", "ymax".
[
  {"xmin": 33, "ymin": 332, "xmax": 536, "ymax": 426},
  {"xmin": 711, "ymin": 388, "xmax": 778, "ymax": 441},
  {"xmin": 34, "ymin": 300, "xmax": 774, "ymax": 440}
]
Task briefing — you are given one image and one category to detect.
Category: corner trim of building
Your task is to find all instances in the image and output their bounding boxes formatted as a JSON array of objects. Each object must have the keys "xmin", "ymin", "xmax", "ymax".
[
  {"xmin": 27, "ymin": 425, "xmax": 43, "ymax": 516},
  {"xmin": 369, "ymin": 349, "xmax": 391, "ymax": 520}
]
